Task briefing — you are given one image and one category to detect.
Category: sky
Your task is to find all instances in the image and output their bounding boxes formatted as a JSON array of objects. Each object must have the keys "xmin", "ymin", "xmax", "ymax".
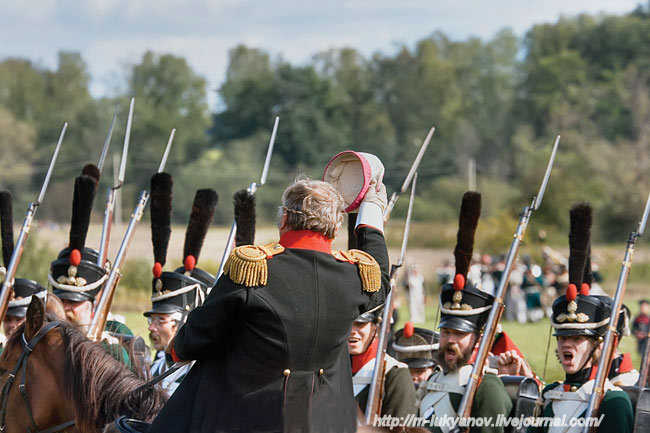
[{"xmin": 0, "ymin": 0, "xmax": 643, "ymax": 109}]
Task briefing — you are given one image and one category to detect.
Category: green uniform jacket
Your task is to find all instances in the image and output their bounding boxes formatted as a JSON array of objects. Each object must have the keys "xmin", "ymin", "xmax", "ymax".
[
  {"xmin": 101, "ymin": 319, "xmax": 133, "ymax": 368},
  {"xmin": 423, "ymin": 373, "xmax": 512, "ymax": 433},
  {"xmin": 356, "ymin": 364, "xmax": 418, "ymax": 418},
  {"xmin": 527, "ymin": 381, "xmax": 633, "ymax": 433}
]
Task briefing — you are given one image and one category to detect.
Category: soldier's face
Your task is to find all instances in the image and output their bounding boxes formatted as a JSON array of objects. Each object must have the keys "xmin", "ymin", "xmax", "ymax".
[
  {"xmin": 410, "ymin": 367, "xmax": 434, "ymax": 386},
  {"xmin": 556, "ymin": 335, "xmax": 598, "ymax": 375},
  {"xmin": 348, "ymin": 321, "xmax": 377, "ymax": 355},
  {"xmin": 2, "ymin": 315, "xmax": 24, "ymax": 337},
  {"xmin": 436, "ymin": 328, "xmax": 477, "ymax": 373},
  {"xmin": 61, "ymin": 299, "xmax": 94, "ymax": 332},
  {"xmin": 148, "ymin": 314, "xmax": 177, "ymax": 352}
]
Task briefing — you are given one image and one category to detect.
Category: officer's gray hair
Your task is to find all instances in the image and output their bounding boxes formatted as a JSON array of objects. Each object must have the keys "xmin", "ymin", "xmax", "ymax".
[{"xmin": 279, "ymin": 177, "xmax": 344, "ymax": 239}]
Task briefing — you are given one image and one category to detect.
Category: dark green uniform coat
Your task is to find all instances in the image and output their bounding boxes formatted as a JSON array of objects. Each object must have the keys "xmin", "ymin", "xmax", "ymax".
[
  {"xmin": 355, "ymin": 358, "xmax": 418, "ymax": 419},
  {"xmin": 147, "ymin": 227, "xmax": 390, "ymax": 433},
  {"xmin": 419, "ymin": 371, "xmax": 512, "ymax": 433},
  {"xmin": 528, "ymin": 378, "xmax": 633, "ymax": 433}
]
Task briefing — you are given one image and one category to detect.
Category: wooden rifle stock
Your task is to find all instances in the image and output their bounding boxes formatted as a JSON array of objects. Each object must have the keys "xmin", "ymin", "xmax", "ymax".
[
  {"xmin": 88, "ymin": 191, "xmax": 149, "ymax": 341},
  {"xmin": 583, "ymin": 194, "xmax": 650, "ymax": 433}
]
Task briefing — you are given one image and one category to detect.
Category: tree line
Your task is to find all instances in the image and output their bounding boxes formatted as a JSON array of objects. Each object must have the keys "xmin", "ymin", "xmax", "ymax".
[{"xmin": 1, "ymin": 5, "xmax": 649, "ymax": 244}]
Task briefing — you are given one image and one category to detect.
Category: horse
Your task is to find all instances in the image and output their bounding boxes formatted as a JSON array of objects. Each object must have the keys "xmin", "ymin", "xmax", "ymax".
[{"xmin": 0, "ymin": 295, "xmax": 167, "ymax": 433}]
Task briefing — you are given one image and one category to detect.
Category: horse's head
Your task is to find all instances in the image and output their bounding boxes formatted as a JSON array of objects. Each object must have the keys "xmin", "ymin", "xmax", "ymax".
[
  {"xmin": 0, "ymin": 295, "xmax": 77, "ymax": 432},
  {"xmin": 1, "ymin": 295, "xmax": 166, "ymax": 433}
]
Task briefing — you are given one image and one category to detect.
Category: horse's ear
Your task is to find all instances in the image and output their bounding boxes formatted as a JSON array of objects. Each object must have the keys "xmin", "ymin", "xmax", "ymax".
[
  {"xmin": 45, "ymin": 293, "xmax": 66, "ymax": 321},
  {"xmin": 24, "ymin": 295, "xmax": 46, "ymax": 340}
]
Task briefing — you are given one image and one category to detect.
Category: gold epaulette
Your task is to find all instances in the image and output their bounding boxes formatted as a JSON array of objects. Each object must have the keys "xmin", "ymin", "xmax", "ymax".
[
  {"xmin": 223, "ymin": 243, "xmax": 285, "ymax": 287},
  {"xmin": 332, "ymin": 249, "xmax": 381, "ymax": 293}
]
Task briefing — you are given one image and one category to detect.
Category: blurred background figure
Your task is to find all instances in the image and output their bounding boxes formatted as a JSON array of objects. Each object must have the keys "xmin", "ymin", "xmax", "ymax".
[
  {"xmin": 633, "ymin": 299, "xmax": 650, "ymax": 356},
  {"xmin": 404, "ymin": 259, "xmax": 426, "ymax": 324}
]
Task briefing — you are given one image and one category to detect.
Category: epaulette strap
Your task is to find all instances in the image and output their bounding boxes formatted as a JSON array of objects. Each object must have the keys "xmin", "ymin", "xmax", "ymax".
[
  {"xmin": 337, "ymin": 249, "xmax": 381, "ymax": 293},
  {"xmin": 223, "ymin": 243, "xmax": 285, "ymax": 287}
]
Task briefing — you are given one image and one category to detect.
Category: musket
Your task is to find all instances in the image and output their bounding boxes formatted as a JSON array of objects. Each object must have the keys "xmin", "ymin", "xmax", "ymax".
[
  {"xmin": 0, "ymin": 124, "xmax": 67, "ymax": 323},
  {"xmin": 454, "ymin": 135, "xmax": 560, "ymax": 429},
  {"xmin": 214, "ymin": 116, "xmax": 279, "ymax": 287},
  {"xmin": 97, "ymin": 98, "xmax": 135, "ymax": 267},
  {"xmin": 88, "ymin": 128, "xmax": 175, "ymax": 342},
  {"xmin": 582, "ymin": 192, "xmax": 650, "ymax": 433},
  {"xmin": 383, "ymin": 126, "xmax": 434, "ymax": 221},
  {"xmin": 365, "ymin": 172, "xmax": 418, "ymax": 423}
]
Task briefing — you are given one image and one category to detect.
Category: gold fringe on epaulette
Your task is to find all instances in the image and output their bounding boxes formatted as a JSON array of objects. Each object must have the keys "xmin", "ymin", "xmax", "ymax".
[
  {"xmin": 223, "ymin": 247, "xmax": 268, "ymax": 287},
  {"xmin": 357, "ymin": 261, "xmax": 381, "ymax": 292}
]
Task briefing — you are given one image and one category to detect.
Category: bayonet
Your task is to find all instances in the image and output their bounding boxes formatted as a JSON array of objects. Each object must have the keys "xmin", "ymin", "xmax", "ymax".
[
  {"xmin": 97, "ymin": 98, "xmax": 134, "ymax": 267},
  {"xmin": 98, "ymin": 106, "xmax": 119, "ymax": 174},
  {"xmin": 384, "ymin": 126, "xmax": 434, "ymax": 220},
  {"xmin": 158, "ymin": 129, "xmax": 175, "ymax": 173}
]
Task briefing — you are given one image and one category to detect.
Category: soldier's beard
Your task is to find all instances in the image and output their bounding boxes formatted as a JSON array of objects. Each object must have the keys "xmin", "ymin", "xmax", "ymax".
[{"xmin": 435, "ymin": 342, "xmax": 473, "ymax": 373}]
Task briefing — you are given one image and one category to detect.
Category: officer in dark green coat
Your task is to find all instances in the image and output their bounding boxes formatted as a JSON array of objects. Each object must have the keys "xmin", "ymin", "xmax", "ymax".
[
  {"xmin": 528, "ymin": 203, "xmax": 633, "ymax": 433},
  {"xmin": 349, "ymin": 311, "xmax": 418, "ymax": 419},
  {"xmin": 148, "ymin": 158, "xmax": 391, "ymax": 433},
  {"xmin": 418, "ymin": 192, "xmax": 512, "ymax": 433}
]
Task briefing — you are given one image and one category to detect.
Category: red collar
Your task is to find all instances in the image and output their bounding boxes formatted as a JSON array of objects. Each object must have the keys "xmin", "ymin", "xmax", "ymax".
[
  {"xmin": 618, "ymin": 352, "xmax": 634, "ymax": 373},
  {"xmin": 279, "ymin": 230, "xmax": 333, "ymax": 253},
  {"xmin": 351, "ymin": 339, "xmax": 379, "ymax": 374}
]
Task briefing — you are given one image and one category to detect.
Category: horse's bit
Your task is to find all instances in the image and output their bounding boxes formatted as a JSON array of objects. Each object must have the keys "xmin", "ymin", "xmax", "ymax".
[{"xmin": 0, "ymin": 321, "xmax": 76, "ymax": 433}]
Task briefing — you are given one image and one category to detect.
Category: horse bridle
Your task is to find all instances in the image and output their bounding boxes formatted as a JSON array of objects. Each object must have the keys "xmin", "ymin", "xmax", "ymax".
[{"xmin": 0, "ymin": 321, "xmax": 76, "ymax": 433}]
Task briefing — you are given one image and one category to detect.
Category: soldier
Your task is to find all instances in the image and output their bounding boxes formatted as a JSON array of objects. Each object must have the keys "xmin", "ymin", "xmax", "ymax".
[
  {"xmin": 530, "ymin": 203, "xmax": 633, "ymax": 433},
  {"xmin": 146, "ymin": 173, "xmax": 217, "ymax": 395},
  {"xmin": 392, "ymin": 323, "xmax": 439, "ymax": 387},
  {"xmin": 349, "ymin": 310, "xmax": 418, "ymax": 418},
  {"xmin": 0, "ymin": 191, "xmax": 48, "ymax": 341},
  {"xmin": 47, "ymin": 165, "xmax": 133, "ymax": 364},
  {"xmin": 418, "ymin": 192, "xmax": 512, "ymax": 433},
  {"xmin": 148, "ymin": 153, "xmax": 390, "ymax": 433}
]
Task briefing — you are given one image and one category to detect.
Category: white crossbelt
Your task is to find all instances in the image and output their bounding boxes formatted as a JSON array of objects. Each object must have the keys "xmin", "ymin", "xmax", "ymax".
[{"xmin": 544, "ymin": 379, "xmax": 619, "ymax": 433}]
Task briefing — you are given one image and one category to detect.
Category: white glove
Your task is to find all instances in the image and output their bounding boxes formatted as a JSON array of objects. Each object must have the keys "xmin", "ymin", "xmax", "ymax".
[{"xmin": 355, "ymin": 153, "xmax": 386, "ymax": 232}]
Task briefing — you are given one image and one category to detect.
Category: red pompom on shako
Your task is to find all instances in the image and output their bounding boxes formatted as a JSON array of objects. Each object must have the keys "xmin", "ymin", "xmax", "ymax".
[
  {"xmin": 580, "ymin": 283, "xmax": 590, "ymax": 296},
  {"xmin": 453, "ymin": 274, "xmax": 465, "ymax": 291},
  {"xmin": 184, "ymin": 255, "xmax": 196, "ymax": 272},
  {"xmin": 69, "ymin": 249, "xmax": 81, "ymax": 267},
  {"xmin": 566, "ymin": 283, "xmax": 578, "ymax": 301},
  {"xmin": 404, "ymin": 322, "xmax": 414, "ymax": 338},
  {"xmin": 152, "ymin": 262, "xmax": 162, "ymax": 279}
]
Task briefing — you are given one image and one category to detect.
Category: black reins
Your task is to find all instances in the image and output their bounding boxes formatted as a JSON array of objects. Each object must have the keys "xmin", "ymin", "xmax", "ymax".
[{"xmin": 0, "ymin": 321, "xmax": 76, "ymax": 433}]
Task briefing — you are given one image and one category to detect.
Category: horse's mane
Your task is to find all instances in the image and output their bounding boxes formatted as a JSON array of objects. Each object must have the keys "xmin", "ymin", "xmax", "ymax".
[
  {"xmin": 58, "ymin": 320, "xmax": 167, "ymax": 432},
  {"xmin": 1, "ymin": 317, "xmax": 167, "ymax": 432}
]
